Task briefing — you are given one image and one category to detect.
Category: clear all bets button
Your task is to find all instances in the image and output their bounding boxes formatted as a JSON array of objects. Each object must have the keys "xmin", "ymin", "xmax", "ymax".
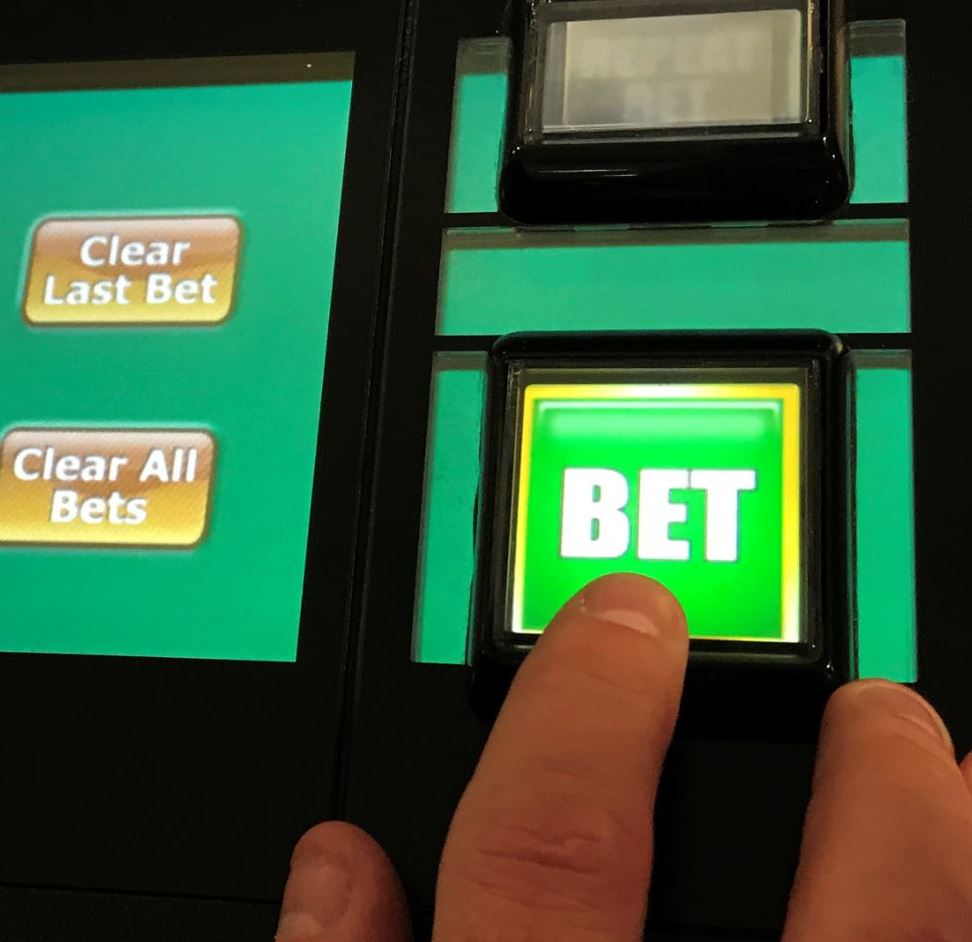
[{"xmin": 0, "ymin": 428, "xmax": 216, "ymax": 547}]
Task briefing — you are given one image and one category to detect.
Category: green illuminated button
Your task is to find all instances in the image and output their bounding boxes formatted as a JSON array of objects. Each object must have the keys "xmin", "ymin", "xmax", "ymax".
[
  {"xmin": 473, "ymin": 333, "xmax": 854, "ymax": 722},
  {"xmin": 512, "ymin": 380, "xmax": 802, "ymax": 644}
]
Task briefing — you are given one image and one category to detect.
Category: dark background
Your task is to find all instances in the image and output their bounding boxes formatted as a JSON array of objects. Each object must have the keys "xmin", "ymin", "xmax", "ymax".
[{"xmin": 1, "ymin": 0, "xmax": 971, "ymax": 938}]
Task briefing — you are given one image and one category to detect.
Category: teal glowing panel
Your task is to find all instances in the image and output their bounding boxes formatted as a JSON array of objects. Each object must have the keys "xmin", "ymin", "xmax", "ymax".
[
  {"xmin": 446, "ymin": 40, "xmax": 510, "ymax": 215},
  {"xmin": 855, "ymin": 364, "xmax": 917, "ymax": 682},
  {"xmin": 437, "ymin": 226, "xmax": 911, "ymax": 335},
  {"xmin": 850, "ymin": 53, "xmax": 909, "ymax": 205},
  {"xmin": 413, "ymin": 358, "xmax": 485, "ymax": 665}
]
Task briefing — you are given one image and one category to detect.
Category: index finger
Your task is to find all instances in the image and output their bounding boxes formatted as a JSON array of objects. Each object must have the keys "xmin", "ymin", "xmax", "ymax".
[{"xmin": 432, "ymin": 574, "xmax": 689, "ymax": 942}]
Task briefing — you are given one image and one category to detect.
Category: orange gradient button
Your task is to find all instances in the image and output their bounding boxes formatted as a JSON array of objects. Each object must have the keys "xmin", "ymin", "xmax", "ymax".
[
  {"xmin": 0, "ymin": 429, "xmax": 216, "ymax": 547},
  {"xmin": 23, "ymin": 216, "xmax": 241, "ymax": 325}
]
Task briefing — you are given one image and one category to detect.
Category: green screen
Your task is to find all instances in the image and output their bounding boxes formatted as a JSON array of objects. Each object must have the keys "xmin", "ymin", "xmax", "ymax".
[
  {"xmin": 513, "ymin": 381, "xmax": 798, "ymax": 642},
  {"xmin": 0, "ymin": 68, "xmax": 353, "ymax": 660}
]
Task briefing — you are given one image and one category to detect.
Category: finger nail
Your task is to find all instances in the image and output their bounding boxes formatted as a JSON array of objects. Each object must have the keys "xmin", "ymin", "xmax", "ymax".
[
  {"xmin": 276, "ymin": 856, "xmax": 353, "ymax": 939},
  {"xmin": 852, "ymin": 680, "xmax": 954, "ymax": 752},
  {"xmin": 580, "ymin": 573, "xmax": 684, "ymax": 639}
]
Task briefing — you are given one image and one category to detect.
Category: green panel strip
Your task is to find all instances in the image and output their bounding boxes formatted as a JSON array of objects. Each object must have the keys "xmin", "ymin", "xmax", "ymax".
[
  {"xmin": 438, "ymin": 226, "xmax": 911, "ymax": 335},
  {"xmin": 850, "ymin": 53, "xmax": 909, "ymax": 205},
  {"xmin": 413, "ymin": 362, "xmax": 918, "ymax": 683},
  {"xmin": 446, "ymin": 40, "xmax": 510, "ymax": 215},
  {"xmin": 444, "ymin": 29, "xmax": 907, "ymax": 215},
  {"xmin": 413, "ymin": 359, "xmax": 485, "ymax": 665},
  {"xmin": 855, "ymin": 365, "xmax": 917, "ymax": 682}
]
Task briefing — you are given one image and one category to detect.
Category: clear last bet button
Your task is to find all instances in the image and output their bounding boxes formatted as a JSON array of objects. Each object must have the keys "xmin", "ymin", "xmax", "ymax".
[{"xmin": 23, "ymin": 216, "xmax": 241, "ymax": 324}]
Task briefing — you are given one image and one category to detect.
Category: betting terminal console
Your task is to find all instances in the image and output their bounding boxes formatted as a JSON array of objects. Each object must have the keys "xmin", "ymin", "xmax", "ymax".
[{"xmin": 0, "ymin": 1, "xmax": 968, "ymax": 940}]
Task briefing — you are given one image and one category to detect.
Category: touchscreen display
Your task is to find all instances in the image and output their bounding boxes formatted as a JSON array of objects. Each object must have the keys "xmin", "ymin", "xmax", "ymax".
[{"xmin": 0, "ymin": 57, "xmax": 353, "ymax": 660}]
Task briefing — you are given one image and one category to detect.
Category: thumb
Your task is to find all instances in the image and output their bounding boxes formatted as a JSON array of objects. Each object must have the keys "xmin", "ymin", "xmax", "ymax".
[{"xmin": 276, "ymin": 821, "xmax": 412, "ymax": 941}]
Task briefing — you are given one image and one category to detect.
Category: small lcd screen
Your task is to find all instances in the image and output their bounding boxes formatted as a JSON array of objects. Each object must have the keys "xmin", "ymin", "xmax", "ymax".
[
  {"xmin": 506, "ymin": 369, "xmax": 806, "ymax": 645},
  {"xmin": 541, "ymin": 9, "xmax": 806, "ymax": 134}
]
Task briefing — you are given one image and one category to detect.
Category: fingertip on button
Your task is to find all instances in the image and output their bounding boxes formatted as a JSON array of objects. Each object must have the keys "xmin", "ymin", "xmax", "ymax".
[{"xmin": 577, "ymin": 573, "xmax": 688, "ymax": 643}]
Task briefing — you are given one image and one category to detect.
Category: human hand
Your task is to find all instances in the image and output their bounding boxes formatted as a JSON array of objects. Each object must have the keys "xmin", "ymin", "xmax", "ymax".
[{"xmin": 276, "ymin": 574, "xmax": 972, "ymax": 941}]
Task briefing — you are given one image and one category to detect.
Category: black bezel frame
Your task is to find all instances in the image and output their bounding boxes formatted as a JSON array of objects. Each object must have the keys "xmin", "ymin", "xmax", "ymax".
[
  {"xmin": 524, "ymin": 0, "xmax": 816, "ymax": 146},
  {"xmin": 472, "ymin": 331, "xmax": 854, "ymax": 724}
]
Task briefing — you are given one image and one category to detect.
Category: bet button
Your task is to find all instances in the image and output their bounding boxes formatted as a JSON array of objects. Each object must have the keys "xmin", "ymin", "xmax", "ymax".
[{"xmin": 473, "ymin": 332, "xmax": 853, "ymax": 701}]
